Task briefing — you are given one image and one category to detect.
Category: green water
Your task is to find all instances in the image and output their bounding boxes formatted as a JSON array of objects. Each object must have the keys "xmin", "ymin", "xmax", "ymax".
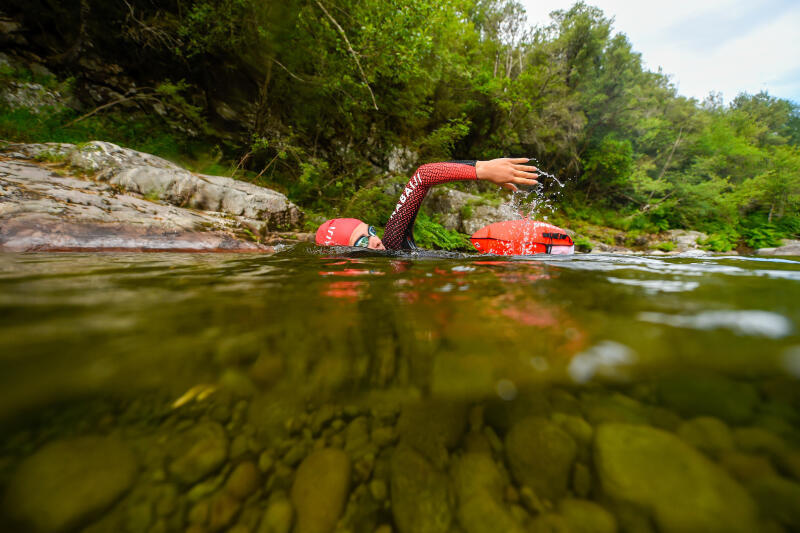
[{"xmin": 1, "ymin": 247, "xmax": 799, "ymax": 533}]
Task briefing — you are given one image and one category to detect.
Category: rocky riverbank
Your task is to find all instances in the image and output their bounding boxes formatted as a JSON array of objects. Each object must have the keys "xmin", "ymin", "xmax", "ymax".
[
  {"xmin": 0, "ymin": 142, "xmax": 307, "ymax": 252},
  {"xmin": 2, "ymin": 375, "xmax": 799, "ymax": 533}
]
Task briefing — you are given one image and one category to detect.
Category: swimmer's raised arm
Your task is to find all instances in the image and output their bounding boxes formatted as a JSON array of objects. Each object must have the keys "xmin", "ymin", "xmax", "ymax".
[{"xmin": 382, "ymin": 158, "xmax": 540, "ymax": 250}]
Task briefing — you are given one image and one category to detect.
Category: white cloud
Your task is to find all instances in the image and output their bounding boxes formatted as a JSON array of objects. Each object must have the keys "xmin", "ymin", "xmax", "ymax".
[{"xmin": 519, "ymin": 0, "xmax": 800, "ymax": 103}]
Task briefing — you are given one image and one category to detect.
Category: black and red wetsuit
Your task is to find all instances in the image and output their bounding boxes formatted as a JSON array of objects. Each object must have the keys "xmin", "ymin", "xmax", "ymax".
[{"xmin": 382, "ymin": 161, "xmax": 477, "ymax": 250}]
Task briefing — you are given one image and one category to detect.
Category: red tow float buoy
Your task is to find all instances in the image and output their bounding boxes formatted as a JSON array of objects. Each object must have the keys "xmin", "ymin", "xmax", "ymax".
[{"xmin": 470, "ymin": 219, "xmax": 574, "ymax": 255}]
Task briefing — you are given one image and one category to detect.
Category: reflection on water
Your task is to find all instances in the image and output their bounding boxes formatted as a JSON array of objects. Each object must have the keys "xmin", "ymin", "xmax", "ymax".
[{"xmin": 1, "ymin": 247, "xmax": 799, "ymax": 532}]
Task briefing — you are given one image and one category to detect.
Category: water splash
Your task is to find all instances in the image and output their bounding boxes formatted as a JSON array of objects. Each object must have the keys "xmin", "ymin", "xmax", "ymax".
[{"xmin": 504, "ymin": 160, "xmax": 568, "ymax": 220}]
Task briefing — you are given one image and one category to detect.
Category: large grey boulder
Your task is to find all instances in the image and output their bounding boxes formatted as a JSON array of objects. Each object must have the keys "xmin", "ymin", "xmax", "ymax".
[
  {"xmin": 665, "ymin": 230, "xmax": 708, "ymax": 252},
  {"xmin": 68, "ymin": 142, "xmax": 301, "ymax": 227},
  {"xmin": 0, "ymin": 159, "xmax": 272, "ymax": 252},
  {"xmin": 757, "ymin": 240, "xmax": 800, "ymax": 256},
  {"xmin": 594, "ymin": 423, "xmax": 758, "ymax": 533},
  {"xmin": 426, "ymin": 187, "xmax": 516, "ymax": 234}
]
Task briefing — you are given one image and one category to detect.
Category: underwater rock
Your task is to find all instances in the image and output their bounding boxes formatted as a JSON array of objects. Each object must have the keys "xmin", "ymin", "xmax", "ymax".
[
  {"xmin": 451, "ymin": 453, "xmax": 505, "ymax": 501},
  {"xmin": 595, "ymin": 423, "xmax": 758, "ymax": 533},
  {"xmin": 749, "ymin": 476, "xmax": 800, "ymax": 529},
  {"xmin": 225, "ymin": 461, "xmax": 260, "ymax": 500},
  {"xmin": 207, "ymin": 491, "xmax": 241, "ymax": 532},
  {"xmin": 250, "ymin": 353, "xmax": 286, "ymax": 387},
  {"xmin": 336, "ymin": 483, "xmax": 381, "ymax": 533},
  {"xmin": 676, "ymin": 417, "xmax": 734, "ymax": 458},
  {"xmin": 168, "ymin": 421, "xmax": 229, "ymax": 485},
  {"xmin": 484, "ymin": 388, "xmax": 551, "ymax": 435},
  {"xmin": 248, "ymin": 395, "xmax": 303, "ymax": 446},
  {"xmin": 396, "ymin": 400, "xmax": 467, "ymax": 468},
  {"xmin": 719, "ymin": 451, "xmax": 777, "ymax": 482},
  {"xmin": 451, "ymin": 453, "xmax": 523, "ymax": 533},
  {"xmin": 345, "ymin": 416, "xmax": 371, "ymax": 457},
  {"xmin": 290, "ymin": 448, "xmax": 351, "ymax": 533},
  {"xmin": 733, "ymin": 426, "xmax": 788, "ymax": 459},
  {"xmin": 505, "ymin": 416, "xmax": 577, "ymax": 500},
  {"xmin": 551, "ymin": 413, "xmax": 593, "ymax": 448},
  {"xmin": 390, "ymin": 443, "xmax": 454, "ymax": 533},
  {"xmin": 558, "ymin": 499, "xmax": 618, "ymax": 533},
  {"xmin": 580, "ymin": 392, "xmax": 650, "ymax": 426},
  {"xmin": 257, "ymin": 494, "xmax": 293, "ymax": 533},
  {"xmin": 3, "ymin": 435, "xmax": 137, "ymax": 533},
  {"xmin": 657, "ymin": 375, "xmax": 759, "ymax": 424}
]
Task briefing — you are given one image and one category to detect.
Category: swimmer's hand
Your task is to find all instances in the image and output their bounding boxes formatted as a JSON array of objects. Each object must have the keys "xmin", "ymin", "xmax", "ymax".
[{"xmin": 475, "ymin": 158, "xmax": 539, "ymax": 192}]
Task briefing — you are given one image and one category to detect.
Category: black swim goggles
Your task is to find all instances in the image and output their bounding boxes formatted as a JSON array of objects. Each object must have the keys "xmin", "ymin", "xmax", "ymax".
[{"xmin": 354, "ymin": 225, "xmax": 378, "ymax": 247}]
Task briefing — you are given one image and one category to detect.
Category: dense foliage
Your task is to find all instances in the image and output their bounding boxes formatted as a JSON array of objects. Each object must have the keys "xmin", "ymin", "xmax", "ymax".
[{"xmin": 3, "ymin": 0, "xmax": 799, "ymax": 249}]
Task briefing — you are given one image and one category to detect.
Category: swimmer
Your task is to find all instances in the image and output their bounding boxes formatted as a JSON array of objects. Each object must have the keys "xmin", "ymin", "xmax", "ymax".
[{"xmin": 315, "ymin": 158, "xmax": 540, "ymax": 250}]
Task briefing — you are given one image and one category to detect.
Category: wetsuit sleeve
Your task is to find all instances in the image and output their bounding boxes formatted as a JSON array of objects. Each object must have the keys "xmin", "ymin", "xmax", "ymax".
[{"xmin": 382, "ymin": 161, "xmax": 478, "ymax": 250}]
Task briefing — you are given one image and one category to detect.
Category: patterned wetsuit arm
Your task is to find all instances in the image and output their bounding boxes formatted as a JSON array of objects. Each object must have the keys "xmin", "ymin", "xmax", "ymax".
[{"xmin": 382, "ymin": 161, "xmax": 477, "ymax": 250}]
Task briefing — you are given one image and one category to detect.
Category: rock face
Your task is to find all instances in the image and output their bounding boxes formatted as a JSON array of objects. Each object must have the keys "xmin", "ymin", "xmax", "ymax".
[
  {"xmin": 3, "ymin": 435, "xmax": 138, "ymax": 533},
  {"xmin": 0, "ymin": 143, "xmax": 301, "ymax": 251},
  {"xmin": 504, "ymin": 416, "xmax": 577, "ymax": 500},
  {"xmin": 290, "ymin": 448, "xmax": 351, "ymax": 533},
  {"xmin": 594, "ymin": 423, "xmax": 758, "ymax": 533}
]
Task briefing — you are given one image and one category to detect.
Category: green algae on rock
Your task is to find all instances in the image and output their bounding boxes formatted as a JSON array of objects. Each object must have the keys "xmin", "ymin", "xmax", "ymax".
[
  {"xmin": 505, "ymin": 416, "xmax": 577, "ymax": 500},
  {"xmin": 3, "ymin": 435, "xmax": 137, "ymax": 533},
  {"xmin": 595, "ymin": 423, "xmax": 758, "ymax": 533}
]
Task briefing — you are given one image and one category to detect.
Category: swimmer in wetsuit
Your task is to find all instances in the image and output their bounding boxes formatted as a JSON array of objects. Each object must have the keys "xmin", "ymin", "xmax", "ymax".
[{"xmin": 315, "ymin": 158, "xmax": 540, "ymax": 250}]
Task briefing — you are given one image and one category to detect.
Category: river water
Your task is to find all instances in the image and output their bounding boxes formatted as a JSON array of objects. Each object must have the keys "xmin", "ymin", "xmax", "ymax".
[{"xmin": 1, "ymin": 247, "xmax": 799, "ymax": 533}]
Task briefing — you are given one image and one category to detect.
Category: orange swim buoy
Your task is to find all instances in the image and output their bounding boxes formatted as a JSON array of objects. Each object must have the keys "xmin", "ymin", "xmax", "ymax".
[{"xmin": 471, "ymin": 219, "xmax": 574, "ymax": 255}]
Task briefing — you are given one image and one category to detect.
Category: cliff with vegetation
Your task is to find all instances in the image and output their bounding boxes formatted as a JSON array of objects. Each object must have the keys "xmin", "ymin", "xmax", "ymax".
[{"xmin": 1, "ymin": 0, "xmax": 798, "ymax": 252}]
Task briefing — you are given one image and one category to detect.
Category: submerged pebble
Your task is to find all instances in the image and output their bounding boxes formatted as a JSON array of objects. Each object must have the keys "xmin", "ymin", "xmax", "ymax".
[
  {"xmin": 290, "ymin": 448, "xmax": 351, "ymax": 533},
  {"xmin": 168, "ymin": 421, "xmax": 229, "ymax": 485},
  {"xmin": 3, "ymin": 435, "xmax": 137, "ymax": 533}
]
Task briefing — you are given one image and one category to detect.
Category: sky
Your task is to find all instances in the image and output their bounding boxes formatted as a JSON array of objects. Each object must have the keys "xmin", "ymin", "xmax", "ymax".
[{"xmin": 519, "ymin": 0, "xmax": 800, "ymax": 104}]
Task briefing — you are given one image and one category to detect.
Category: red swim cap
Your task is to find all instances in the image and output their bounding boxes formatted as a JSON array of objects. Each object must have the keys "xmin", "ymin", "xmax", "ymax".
[{"xmin": 315, "ymin": 218, "xmax": 363, "ymax": 246}]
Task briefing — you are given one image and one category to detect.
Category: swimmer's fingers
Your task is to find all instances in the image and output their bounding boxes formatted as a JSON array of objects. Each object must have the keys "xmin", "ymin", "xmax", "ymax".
[
  {"xmin": 512, "ymin": 176, "xmax": 539, "ymax": 186},
  {"xmin": 508, "ymin": 157, "xmax": 531, "ymax": 164},
  {"xmin": 503, "ymin": 183, "xmax": 519, "ymax": 192},
  {"xmin": 513, "ymin": 164, "xmax": 538, "ymax": 173},
  {"xmin": 513, "ymin": 170, "xmax": 539, "ymax": 180}
]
